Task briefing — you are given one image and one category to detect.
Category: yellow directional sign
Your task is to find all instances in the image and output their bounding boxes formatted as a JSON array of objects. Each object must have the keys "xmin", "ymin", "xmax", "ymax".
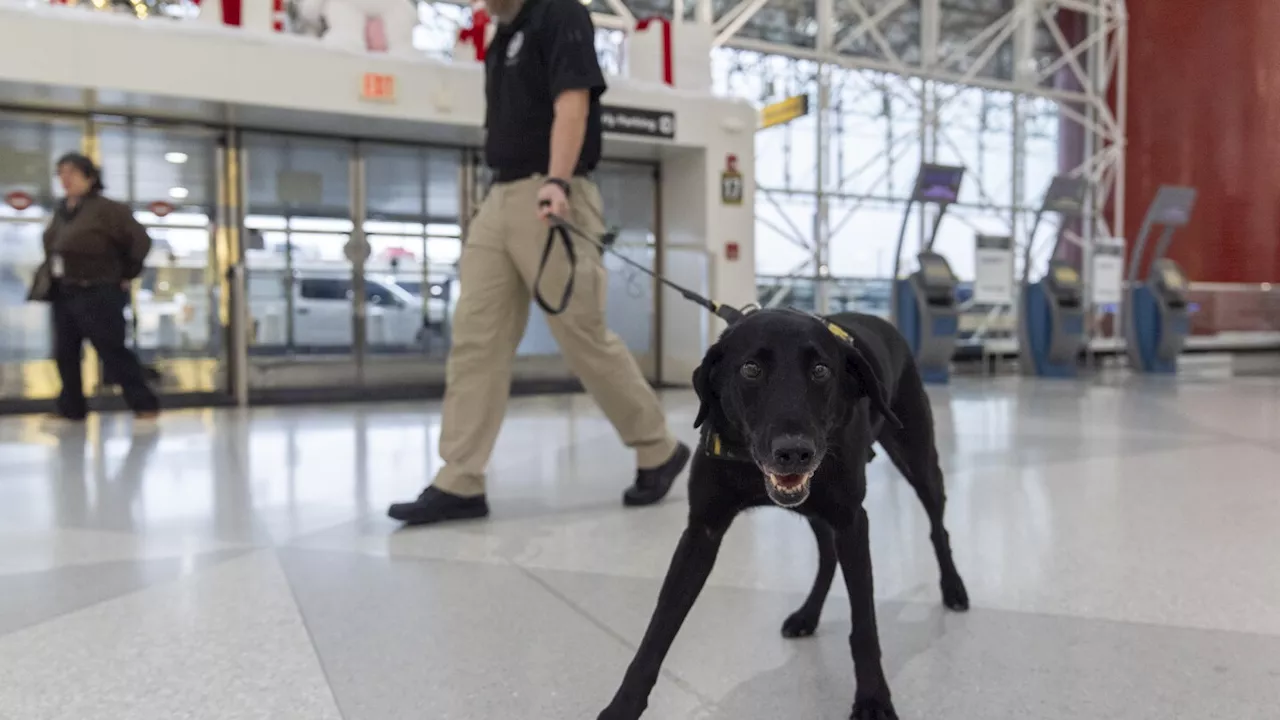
[{"xmin": 760, "ymin": 94, "xmax": 810, "ymax": 130}]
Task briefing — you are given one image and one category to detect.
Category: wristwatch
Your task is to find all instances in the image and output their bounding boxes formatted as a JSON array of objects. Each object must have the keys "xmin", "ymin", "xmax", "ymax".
[{"xmin": 543, "ymin": 177, "xmax": 572, "ymax": 197}]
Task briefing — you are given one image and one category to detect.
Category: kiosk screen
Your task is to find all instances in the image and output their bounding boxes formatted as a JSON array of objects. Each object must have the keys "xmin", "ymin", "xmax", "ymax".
[
  {"xmin": 921, "ymin": 259, "xmax": 953, "ymax": 285},
  {"xmin": 1052, "ymin": 266, "xmax": 1080, "ymax": 288},
  {"xmin": 916, "ymin": 165, "xmax": 964, "ymax": 204}
]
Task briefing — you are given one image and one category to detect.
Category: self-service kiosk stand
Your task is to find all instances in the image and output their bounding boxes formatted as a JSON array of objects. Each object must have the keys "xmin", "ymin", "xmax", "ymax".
[
  {"xmin": 891, "ymin": 164, "xmax": 966, "ymax": 384},
  {"xmin": 1017, "ymin": 176, "xmax": 1089, "ymax": 377},
  {"xmin": 1124, "ymin": 186, "xmax": 1197, "ymax": 374}
]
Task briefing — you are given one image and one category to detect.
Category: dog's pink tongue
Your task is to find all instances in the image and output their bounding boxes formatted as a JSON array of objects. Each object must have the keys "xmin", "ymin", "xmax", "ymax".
[{"xmin": 775, "ymin": 474, "xmax": 805, "ymax": 488}]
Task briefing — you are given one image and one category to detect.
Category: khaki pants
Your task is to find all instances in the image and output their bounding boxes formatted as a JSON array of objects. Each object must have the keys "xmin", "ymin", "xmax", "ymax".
[{"xmin": 433, "ymin": 176, "xmax": 678, "ymax": 497}]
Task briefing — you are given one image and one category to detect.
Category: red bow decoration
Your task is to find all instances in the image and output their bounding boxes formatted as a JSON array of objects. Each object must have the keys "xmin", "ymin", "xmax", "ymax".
[
  {"xmin": 636, "ymin": 16, "xmax": 673, "ymax": 86},
  {"xmin": 459, "ymin": 7, "xmax": 492, "ymax": 61}
]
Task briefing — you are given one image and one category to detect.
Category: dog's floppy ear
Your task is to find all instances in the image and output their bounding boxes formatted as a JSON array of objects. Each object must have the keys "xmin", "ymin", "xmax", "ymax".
[
  {"xmin": 844, "ymin": 343, "xmax": 902, "ymax": 429},
  {"xmin": 691, "ymin": 345, "xmax": 722, "ymax": 429}
]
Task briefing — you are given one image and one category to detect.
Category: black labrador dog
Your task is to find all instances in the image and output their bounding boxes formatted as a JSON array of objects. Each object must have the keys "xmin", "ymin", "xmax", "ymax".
[{"xmin": 597, "ymin": 308, "xmax": 969, "ymax": 720}]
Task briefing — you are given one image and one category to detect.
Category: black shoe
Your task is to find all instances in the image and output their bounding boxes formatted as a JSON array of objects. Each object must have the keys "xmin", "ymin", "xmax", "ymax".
[
  {"xmin": 387, "ymin": 487, "xmax": 490, "ymax": 526},
  {"xmin": 623, "ymin": 442, "xmax": 691, "ymax": 507}
]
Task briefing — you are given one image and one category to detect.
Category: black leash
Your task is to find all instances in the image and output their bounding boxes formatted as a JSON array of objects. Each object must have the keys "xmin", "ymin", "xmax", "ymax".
[{"xmin": 535, "ymin": 199, "xmax": 744, "ymax": 325}]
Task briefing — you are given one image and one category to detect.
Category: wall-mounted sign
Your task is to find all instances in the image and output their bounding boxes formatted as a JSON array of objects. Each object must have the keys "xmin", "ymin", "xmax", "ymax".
[
  {"xmin": 600, "ymin": 105, "xmax": 675, "ymax": 139},
  {"xmin": 148, "ymin": 200, "xmax": 175, "ymax": 218},
  {"xmin": 973, "ymin": 234, "xmax": 1014, "ymax": 304},
  {"xmin": 720, "ymin": 154, "xmax": 744, "ymax": 206},
  {"xmin": 361, "ymin": 72, "xmax": 397, "ymax": 102},
  {"xmin": 759, "ymin": 94, "xmax": 809, "ymax": 130},
  {"xmin": 1092, "ymin": 236, "xmax": 1125, "ymax": 306},
  {"xmin": 725, "ymin": 242, "xmax": 740, "ymax": 261},
  {"xmin": 4, "ymin": 190, "xmax": 34, "ymax": 211}
]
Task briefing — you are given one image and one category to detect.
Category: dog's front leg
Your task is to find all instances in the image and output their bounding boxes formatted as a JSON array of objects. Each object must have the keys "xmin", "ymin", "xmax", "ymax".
[
  {"xmin": 598, "ymin": 523, "xmax": 726, "ymax": 720},
  {"xmin": 835, "ymin": 508, "xmax": 897, "ymax": 720}
]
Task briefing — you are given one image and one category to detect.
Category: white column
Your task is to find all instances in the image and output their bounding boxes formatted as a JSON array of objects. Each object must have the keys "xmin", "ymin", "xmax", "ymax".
[{"xmin": 813, "ymin": 0, "xmax": 834, "ymax": 314}]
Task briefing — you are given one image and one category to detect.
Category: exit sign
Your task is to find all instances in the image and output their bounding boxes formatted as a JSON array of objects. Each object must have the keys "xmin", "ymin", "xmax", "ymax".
[{"xmin": 361, "ymin": 73, "xmax": 396, "ymax": 102}]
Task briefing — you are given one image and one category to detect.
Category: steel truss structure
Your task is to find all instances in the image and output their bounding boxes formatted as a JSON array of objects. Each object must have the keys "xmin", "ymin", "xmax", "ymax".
[
  {"xmin": 582, "ymin": 0, "xmax": 1128, "ymax": 314},
  {"xmin": 413, "ymin": 0, "xmax": 1128, "ymax": 312}
]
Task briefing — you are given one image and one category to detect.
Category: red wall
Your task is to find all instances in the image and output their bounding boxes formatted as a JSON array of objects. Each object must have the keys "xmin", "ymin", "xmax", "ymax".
[{"xmin": 1124, "ymin": 0, "xmax": 1280, "ymax": 283}]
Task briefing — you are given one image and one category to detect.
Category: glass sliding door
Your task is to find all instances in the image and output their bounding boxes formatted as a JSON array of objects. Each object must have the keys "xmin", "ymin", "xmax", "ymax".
[
  {"xmin": 0, "ymin": 112, "xmax": 229, "ymax": 411},
  {"xmin": 362, "ymin": 143, "xmax": 463, "ymax": 360},
  {"xmin": 0, "ymin": 113, "xmax": 83, "ymax": 408},
  {"xmin": 239, "ymin": 133, "xmax": 466, "ymax": 392},
  {"xmin": 2, "ymin": 114, "xmax": 665, "ymax": 409},
  {"xmin": 242, "ymin": 133, "xmax": 358, "ymax": 369},
  {"xmin": 509, "ymin": 159, "xmax": 661, "ymax": 381},
  {"xmin": 97, "ymin": 118, "xmax": 226, "ymax": 400}
]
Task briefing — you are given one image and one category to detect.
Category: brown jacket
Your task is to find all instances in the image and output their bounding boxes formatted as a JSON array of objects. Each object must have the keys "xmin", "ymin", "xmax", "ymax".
[{"xmin": 43, "ymin": 194, "xmax": 151, "ymax": 285}]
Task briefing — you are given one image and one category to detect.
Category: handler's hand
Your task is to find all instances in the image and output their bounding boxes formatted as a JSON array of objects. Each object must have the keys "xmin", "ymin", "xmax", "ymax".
[{"xmin": 536, "ymin": 182, "xmax": 569, "ymax": 225}]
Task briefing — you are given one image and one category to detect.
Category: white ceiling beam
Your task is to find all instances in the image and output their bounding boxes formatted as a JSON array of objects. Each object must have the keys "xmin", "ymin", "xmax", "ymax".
[
  {"xmin": 713, "ymin": 0, "xmax": 771, "ymax": 48},
  {"xmin": 833, "ymin": 0, "xmax": 908, "ymax": 54},
  {"xmin": 713, "ymin": 0, "xmax": 754, "ymax": 34},
  {"xmin": 935, "ymin": 7, "xmax": 1016, "ymax": 73},
  {"xmin": 838, "ymin": 0, "xmax": 904, "ymax": 65},
  {"xmin": 599, "ymin": 0, "xmax": 634, "ymax": 25},
  {"xmin": 955, "ymin": 10, "xmax": 1020, "ymax": 86},
  {"xmin": 1038, "ymin": 4, "xmax": 1094, "ymax": 99},
  {"xmin": 1035, "ymin": 18, "xmax": 1113, "ymax": 86},
  {"xmin": 723, "ymin": 35, "xmax": 1101, "ymax": 106}
]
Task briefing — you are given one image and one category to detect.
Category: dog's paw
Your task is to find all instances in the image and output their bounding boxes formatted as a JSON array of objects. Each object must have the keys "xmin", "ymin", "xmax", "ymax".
[
  {"xmin": 781, "ymin": 608, "xmax": 820, "ymax": 638},
  {"xmin": 941, "ymin": 574, "xmax": 970, "ymax": 612},
  {"xmin": 850, "ymin": 697, "xmax": 899, "ymax": 720}
]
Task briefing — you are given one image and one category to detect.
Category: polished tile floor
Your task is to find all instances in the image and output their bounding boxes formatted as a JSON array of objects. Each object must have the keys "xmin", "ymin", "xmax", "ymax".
[{"xmin": 1, "ymin": 373, "xmax": 1279, "ymax": 719}]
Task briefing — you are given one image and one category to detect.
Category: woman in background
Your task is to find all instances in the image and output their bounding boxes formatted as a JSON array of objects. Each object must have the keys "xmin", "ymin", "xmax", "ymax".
[{"xmin": 42, "ymin": 153, "xmax": 159, "ymax": 424}]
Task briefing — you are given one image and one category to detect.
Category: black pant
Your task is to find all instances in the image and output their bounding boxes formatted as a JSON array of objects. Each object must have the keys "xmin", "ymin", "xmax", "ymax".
[{"xmin": 53, "ymin": 283, "xmax": 159, "ymax": 418}]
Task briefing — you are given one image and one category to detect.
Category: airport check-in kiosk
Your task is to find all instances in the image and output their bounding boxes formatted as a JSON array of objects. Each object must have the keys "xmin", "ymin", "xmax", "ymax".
[
  {"xmin": 1125, "ymin": 186, "xmax": 1197, "ymax": 373},
  {"xmin": 1018, "ymin": 175, "xmax": 1089, "ymax": 377},
  {"xmin": 891, "ymin": 164, "xmax": 966, "ymax": 384}
]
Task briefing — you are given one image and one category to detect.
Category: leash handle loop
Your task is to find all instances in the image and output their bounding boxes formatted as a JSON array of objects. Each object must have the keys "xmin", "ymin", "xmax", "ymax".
[
  {"xmin": 534, "ymin": 200, "xmax": 740, "ymax": 323},
  {"xmin": 533, "ymin": 199, "xmax": 578, "ymax": 315}
]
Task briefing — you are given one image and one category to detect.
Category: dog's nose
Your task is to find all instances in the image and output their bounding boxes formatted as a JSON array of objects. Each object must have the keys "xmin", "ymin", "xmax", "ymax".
[{"xmin": 771, "ymin": 435, "xmax": 815, "ymax": 471}]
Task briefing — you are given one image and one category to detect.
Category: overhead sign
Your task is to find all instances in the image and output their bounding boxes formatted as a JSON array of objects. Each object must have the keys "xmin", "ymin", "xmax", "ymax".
[
  {"xmin": 759, "ymin": 94, "xmax": 809, "ymax": 130},
  {"xmin": 973, "ymin": 234, "xmax": 1014, "ymax": 304},
  {"xmin": 360, "ymin": 72, "xmax": 397, "ymax": 102},
  {"xmin": 4, "ymin": 190, "xmax": 34, "ymax": 211},
  {"xmin": 1092, "ymin": 236, "xmax": 1125, "ymax": 306},
  {"xmin": 600, "ymin": 105, "xmax": 675, "ymax": 139}
]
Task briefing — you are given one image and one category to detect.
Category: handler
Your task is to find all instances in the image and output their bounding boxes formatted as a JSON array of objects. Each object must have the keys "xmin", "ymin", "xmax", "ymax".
[{"xmin": 388, "ymin": 0, "xmax": 690, "ymax": 525}]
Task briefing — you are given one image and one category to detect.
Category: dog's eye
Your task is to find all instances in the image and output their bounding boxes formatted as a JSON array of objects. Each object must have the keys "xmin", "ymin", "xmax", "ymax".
[
  {"xmin": 811, "ymin": 363, "xmax": 832, "ymax": 382},
  {"xmin": 740, "ymin": 362, "xmax": 762, "ymax": 380}
]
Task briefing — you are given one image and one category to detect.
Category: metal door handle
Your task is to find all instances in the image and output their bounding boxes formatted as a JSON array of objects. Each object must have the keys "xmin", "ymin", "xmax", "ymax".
[{"xmin": 297, "ymin": 308, "xmax": 310, "ymax": 315}]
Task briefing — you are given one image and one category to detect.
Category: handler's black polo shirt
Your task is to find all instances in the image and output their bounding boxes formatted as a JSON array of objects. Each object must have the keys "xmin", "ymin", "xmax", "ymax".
[{"xmin": 483, "ymin": 0, "xmax": 607, "ymax": 181}]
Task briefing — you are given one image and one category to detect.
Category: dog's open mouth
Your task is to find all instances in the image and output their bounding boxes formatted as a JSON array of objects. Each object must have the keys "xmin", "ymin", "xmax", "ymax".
[{"xmin": 765, "ymin": 472, "xmax": 812, "ymax": 508}]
